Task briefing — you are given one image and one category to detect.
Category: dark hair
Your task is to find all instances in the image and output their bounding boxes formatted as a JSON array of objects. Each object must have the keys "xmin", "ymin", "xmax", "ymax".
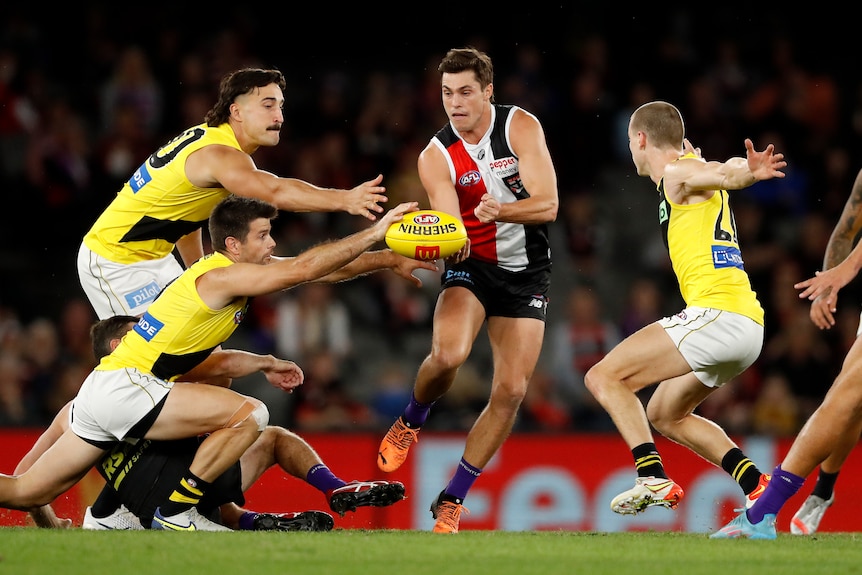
[
  {"xmin": 90, "ymin": 315, "xmax": 138, "ymax": 360},
  {"xmin": 209, "ymin": 195, "xmax": 278, "ymax": 251},
  {"xmin": 630, "ymin": 101, "xmax": 685, "ymax": 149},
  {"xmin": 204, "ymin": 68, "xmax": 286, "ymax": 126},
  {"xmin": 438, "ymin": 47, "xmax": 494, "ymax": 96}
]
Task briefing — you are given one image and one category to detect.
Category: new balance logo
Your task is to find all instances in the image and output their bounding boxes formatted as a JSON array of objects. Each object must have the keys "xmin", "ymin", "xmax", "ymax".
[{"xmin": 528, "ymin": 298, "xmax": 544, "ymax": 308}]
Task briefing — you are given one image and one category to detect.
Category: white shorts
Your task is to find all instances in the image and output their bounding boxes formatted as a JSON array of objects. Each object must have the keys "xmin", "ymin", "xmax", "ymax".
[
  {"xmin": 77, "ymin": 243, "xmax": 184, "ymax": 319},
  {"xmin": 658, "ymin": 306, "xmax": 763, "ymax": 388},
  {"xmin": 70, "ymin": 368, "xmax": 174, "ymax": 444}
]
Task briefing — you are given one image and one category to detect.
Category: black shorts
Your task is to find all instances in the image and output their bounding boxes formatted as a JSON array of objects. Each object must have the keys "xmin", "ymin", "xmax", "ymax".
[
  {"xmin": 98, "ymin": 436, "xmax": 245, "ymax": 528},
  {"xmin": 442, "ymin": 258, "xmax": 550, "ymax": 320}
]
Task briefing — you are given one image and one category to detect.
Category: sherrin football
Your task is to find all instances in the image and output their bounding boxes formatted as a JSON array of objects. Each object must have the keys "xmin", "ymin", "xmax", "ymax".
[{"xmin": 385, "ymin": 210, "xmax": 467, "ymax": 261}]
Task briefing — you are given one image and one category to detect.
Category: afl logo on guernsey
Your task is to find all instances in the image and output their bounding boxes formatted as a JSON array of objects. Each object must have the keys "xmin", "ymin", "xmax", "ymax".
[
  {"xmin": 234, "ymin": 309, "xmax": 246, "ymax": 324},
  {"xmin": 458, "ymin": 170, "xmax": 482, "ymax": 187}
]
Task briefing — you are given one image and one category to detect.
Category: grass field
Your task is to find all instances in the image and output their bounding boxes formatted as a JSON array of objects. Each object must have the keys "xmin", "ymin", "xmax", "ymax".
[{"xmin": 2, "ymin": 529, "xmax": 861, "ymax": 575}]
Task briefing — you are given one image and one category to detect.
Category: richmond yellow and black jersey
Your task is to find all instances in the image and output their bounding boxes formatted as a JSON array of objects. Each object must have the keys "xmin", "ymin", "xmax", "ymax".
[
  {"xmin": 657, "ymin": 160, "xmax": 764, "ymax": 325},
  {"xmin": 83, "ymin": 123, "xmax": 239, "ymax": 264},
  {"xmin": 98, "ymin": 252, "xmax": 248, "ymax": 380}
]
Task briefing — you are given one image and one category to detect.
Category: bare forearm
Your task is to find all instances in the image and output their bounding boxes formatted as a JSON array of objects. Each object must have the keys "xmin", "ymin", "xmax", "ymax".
[
  {"xmin": 825, "ymin": 169, "xmax": 862, "ymax": 269},
  {"xmin": 272, "ymin": 179, "xmax": 345, "ymax": 213},
  {"xmin": 287, "ymin": 228, "xmax": 378, "ymax": 282},
  {"xmin": 181, "ymin": 350, "xmax": 276, "ymax": 381},
  {"xmin": 496, "ymin": 196, "xmax": 558, "ymax": 224},
  {"xmin": 719, "ymin": 157, "xmax": 757, "ymax": 190},
  {"xmin": 316, "ymin": 250, "xmax": 394, "ymax": 283}
]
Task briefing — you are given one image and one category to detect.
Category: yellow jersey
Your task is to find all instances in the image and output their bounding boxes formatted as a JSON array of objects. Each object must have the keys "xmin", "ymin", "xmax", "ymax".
[
  {"xmin": 657, "ymin": 164, "xmax": 764, "ymax": 325},
  {"xmin": 83, "ymin": 123, "xmax": 239, "ymax": 264},
  {"xmin": 98, "ymin": 251, "xmax": 248, "ymax": 379}
]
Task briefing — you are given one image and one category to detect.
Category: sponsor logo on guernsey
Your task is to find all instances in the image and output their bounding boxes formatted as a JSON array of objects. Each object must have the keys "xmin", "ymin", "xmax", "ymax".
[
  {"xmin": 124, "ymin": 281, "xmax": 160, "ymax": 309},
  {"xmin": 712, "ymin": 245, "xmax": 745, "ymax": 269},
  {"xmin": 134, "ymin": 311, "xmax": 164, "ymax": 341},
  {"xmin": 458, "ymin": 170, "xmax": 482, "ymax": 186},
  {"xmin": 129, "ymin": 162, "xmax": 152, "ymax": 193},
  {"xmin": 489, "ymin": 156, "xmax": 517, "ymax": 178}
]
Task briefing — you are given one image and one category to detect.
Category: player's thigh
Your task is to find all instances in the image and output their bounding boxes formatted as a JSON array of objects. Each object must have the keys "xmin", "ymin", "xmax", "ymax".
[
  {"xmin": 591, "ymin": 322, "xmax": 691, "ymax": 392},
  {"xmin": 431, "ymin": 287, "xmax": 486, "ymax": 352},
  {"xmin": 647, "ymin": 372, "xmax": 714, "ymax": 420},
  {"xmin": 487, "ymin": 315, "xmax": 545, "ymax": 382},
  {"xmin": 149, "ymin": 382, "xmax": 261, "ymax": 440},
  {"xmin": 19, "ymin": 429, "xmax": 104, "ymax": 502}
]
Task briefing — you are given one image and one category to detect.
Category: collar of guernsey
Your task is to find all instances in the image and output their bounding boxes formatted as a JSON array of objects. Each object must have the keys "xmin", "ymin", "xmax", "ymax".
[
  {"xmin": 82, "ymin": 123, "xmax": 239, "ymax": 264},
  {"xmin": 660, "ymin": 153, "xmax": 764, "ymax": 326},
  {"xmin": 97, "ymin": 251, "xmax": 248, "ymax": 378}
]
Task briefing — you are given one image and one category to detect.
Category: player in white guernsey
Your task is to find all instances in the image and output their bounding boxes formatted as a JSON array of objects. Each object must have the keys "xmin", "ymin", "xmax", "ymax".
[{"xmin": 376, "ymin": 47, "xmax": 559, "ymax": 533}]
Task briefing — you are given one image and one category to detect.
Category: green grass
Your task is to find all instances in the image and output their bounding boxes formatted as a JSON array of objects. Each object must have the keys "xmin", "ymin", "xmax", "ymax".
[{"xmin": 2, "ymin": 529, "xmax": 862, "ymax": 575}]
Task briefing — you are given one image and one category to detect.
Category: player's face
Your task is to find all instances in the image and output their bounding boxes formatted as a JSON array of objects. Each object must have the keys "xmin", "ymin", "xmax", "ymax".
[
  {"xmin": 441, "ymin": 71, "xmax": 491, "ymax": 134},
  {"xmin": 233, "ymin": 83, "xmax": 285, "ymax": 147},
  {"xmin": 238, "ymin": 218, "xmax": 277, "ymax": 265},
  {"xmin": 627, "ymin": 121, "xmax": 648, "ymax": 176}
]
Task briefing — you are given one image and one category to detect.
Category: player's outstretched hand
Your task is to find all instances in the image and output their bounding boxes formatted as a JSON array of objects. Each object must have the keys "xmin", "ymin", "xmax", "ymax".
[
  {"xmin": 372, "ymin": 202, "xmax": 419, "ymax": 241},
  {"xmin": 745, "ymin": 138, "xmax": 786, "ymax": 181},
  {"xmin": 346, "ymin": 174, "xmax": 388, "ymax": 221},
  {"xmin": 389, "ymin": 254, "xmax": 438, "ymax": 287},
  {"xmin": 265, "ymin": 358, "xmax": 304, "ymax": 393},
  {"xmin": 795, "ymin": 261, "xmax": 859, "ymax": 330}
]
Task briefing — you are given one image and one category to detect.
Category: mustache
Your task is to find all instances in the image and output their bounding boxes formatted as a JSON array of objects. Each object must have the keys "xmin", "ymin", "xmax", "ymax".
[{"xmin": 267, "ymin": 124, "xmax": 282, "ymax": 131}]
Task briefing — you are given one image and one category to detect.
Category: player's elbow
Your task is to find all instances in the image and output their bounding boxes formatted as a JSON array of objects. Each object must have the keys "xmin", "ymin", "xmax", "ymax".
[{"xmin": 539, "ymin": 197, "xmax": 559, "ymax": 223}]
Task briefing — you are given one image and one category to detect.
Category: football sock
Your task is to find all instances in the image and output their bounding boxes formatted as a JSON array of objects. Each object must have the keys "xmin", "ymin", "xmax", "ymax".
[
  {"xmin": 306, "ymin": 463, "xmax": 346, "ymax": 493},
  {"xmin": 721, "ymin": 447, "xmax": 763, "ymax": 495},
  {"xmin": 811, "ymin": 468, "xmax": 839, "ymax": 500},
  {"xmin": 403, "ymin": 393, "xmax": 435, "ymax": 428},
  {"xmin": 159, "ymin": 471, "xmax": 211, "ymax": 516},
  {"xmin": 238, "ymin": 511, "xmax": 258, "ymax": 530},
  {"xmin": 443, "ymin": 458, "xmax": 482, "ymax": 502},
  {"xmin": 90, "ymin": 485, "xmax": 123, "ymax": 518},
  {"xmin": 632, "ymin": 443, "xmax": 666, "ymax": 479},
  {"xmin": 747, "ymin": 464, "xmax": 804, "ymax": 523}
]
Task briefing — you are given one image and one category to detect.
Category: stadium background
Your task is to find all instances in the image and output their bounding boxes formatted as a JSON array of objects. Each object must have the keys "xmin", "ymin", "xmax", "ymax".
[{"xmin": 1, "ymin": 6, "xmax": 861, "ymax": 531}]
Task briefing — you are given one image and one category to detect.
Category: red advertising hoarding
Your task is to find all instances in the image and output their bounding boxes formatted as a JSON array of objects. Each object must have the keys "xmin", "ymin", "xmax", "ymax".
[{"xmin": 0, "ymin": 430, "xmax": 856, "ymax": 533}]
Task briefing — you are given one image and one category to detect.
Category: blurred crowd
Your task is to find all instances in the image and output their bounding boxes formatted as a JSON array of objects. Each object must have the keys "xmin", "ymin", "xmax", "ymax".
[{"xmin": 1, "ymin": 9, "xmax": 861, "ymax": 437}]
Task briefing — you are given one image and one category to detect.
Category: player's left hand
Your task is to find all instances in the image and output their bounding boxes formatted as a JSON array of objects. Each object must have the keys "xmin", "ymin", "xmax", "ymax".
[
  {"xmin": 446, "ymin": 237, "xmax": 471, "ymax": 263},
  {"xmin": 683, "ymin": 138, "xmax": 702, "ymax": 158},
  {"xmin": 265, "ymin": 359, "xmax": 304, "ymax": 392},
  {"xmin": 794, "ymin": 262, "xmax": 857, "ymax": 323},
  {"xmin": 346, "ymin": 174, "xmax": 388, "ymax": 221}
]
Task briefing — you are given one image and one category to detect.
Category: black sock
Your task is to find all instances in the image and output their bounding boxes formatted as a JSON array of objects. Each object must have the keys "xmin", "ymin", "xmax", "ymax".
[
  {"xmin": 158, "ymin": 471, "xmax": 211, "ymax": 517},
  {"xmin": 90, "ymin": 486, "xmax": 123, "ymax": 518},
  {"xmin": 721, "ymin": 447, "xmax": 762, "ymax": 495},
  {"xmin": 811, "ymin": 469, "xmax": 839, "ymax": 500},
  {"xmin": 632, "ymin": 443, "xmax": 666, "ymax": 478}
]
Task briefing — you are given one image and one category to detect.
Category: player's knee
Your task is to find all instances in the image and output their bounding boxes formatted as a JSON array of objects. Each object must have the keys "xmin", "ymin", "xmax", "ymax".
[
  {"xmin": 583, "ymin": 365, "xmax": 605, "ymax": 398},
  {"xmin": 225, "ymin": 398, "xmax": 269, "ymax": 432}
]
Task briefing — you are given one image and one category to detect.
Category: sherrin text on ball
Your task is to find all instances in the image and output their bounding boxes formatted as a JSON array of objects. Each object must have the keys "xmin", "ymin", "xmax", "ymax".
[{"xmin": 385, "ymin": 210, "xmax": 467, "ymax": 261}]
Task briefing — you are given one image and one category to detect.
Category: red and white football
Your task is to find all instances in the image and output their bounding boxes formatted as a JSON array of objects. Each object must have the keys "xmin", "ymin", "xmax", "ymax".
[{"xmin": 385, "ymin": 210, "xmax": 467, "ymax": 261}]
